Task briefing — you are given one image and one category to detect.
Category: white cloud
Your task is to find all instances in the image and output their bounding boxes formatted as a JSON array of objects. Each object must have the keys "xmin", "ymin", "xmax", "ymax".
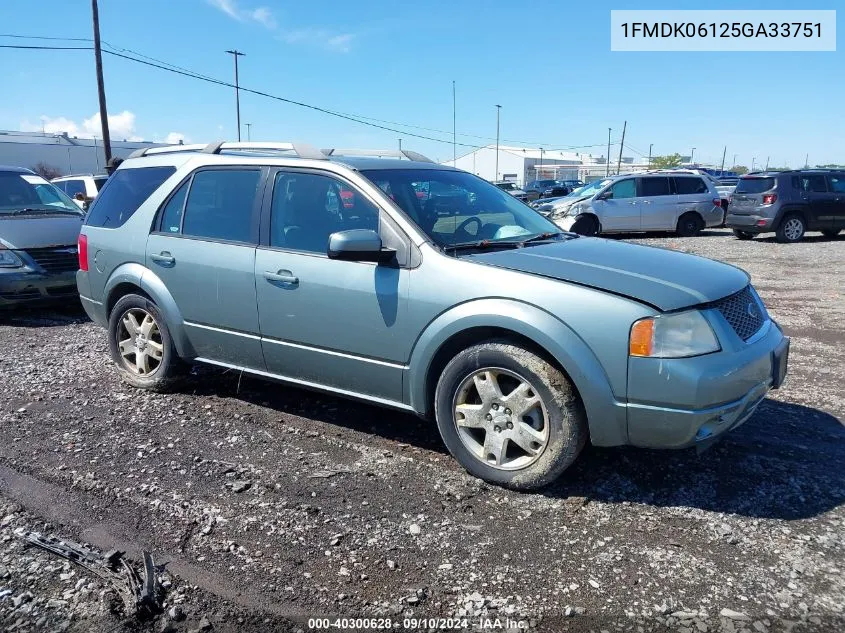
[
  {"xmin": 164, "ymin": 132, "xmax": 188, "ymax": 144},
  {"xmin": 208, "ymin": 0, "xmax": 275, "ymax": 29},
  {"xmin": 21, "ymin": 110, "xmax": 143, "ymax": 141},
  {"xmin": 279, "ymin": 28, "xmax": 357, "ymax": 53}
]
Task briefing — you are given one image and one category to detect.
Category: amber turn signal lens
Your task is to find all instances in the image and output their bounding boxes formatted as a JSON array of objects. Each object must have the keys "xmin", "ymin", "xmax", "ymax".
[{"xmin": 629, "ymin": 319, "xmax": 654, "ymax": 357}]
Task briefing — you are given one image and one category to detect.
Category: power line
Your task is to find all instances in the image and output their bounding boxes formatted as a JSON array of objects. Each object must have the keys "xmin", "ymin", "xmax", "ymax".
[{"xmin": 2, "ymin": 39, "xmax": 616, "ymax": 152}]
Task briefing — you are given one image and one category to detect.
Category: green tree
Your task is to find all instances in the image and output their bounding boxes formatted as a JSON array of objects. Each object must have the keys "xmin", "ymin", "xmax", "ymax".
[
  {"xmin": 650, "ymin": 153, "xmax": 683, "ymax": 169},
  {"xmin": 729, "ymin": 165, "xmax": 748, "ymax": 175},
  {"xmin": 816, "ymin": 163, "xmax": 845, "ymax": 168},
  {"xmin": 31, "ymin": 161, "xmax": 64, "ymax": 180}
]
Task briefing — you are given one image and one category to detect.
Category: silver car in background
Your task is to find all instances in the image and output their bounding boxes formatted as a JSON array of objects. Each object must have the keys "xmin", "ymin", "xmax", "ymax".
[{"xmin": 544, "ymin": 172, "xmax": 724, "ymax": 237}]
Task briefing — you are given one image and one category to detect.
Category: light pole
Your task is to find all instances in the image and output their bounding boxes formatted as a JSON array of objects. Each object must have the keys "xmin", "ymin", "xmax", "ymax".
[
  {"xmin": 225, "ymin": 49, "xmax": 245, "ymax": 141},
  {"xmin": 539, "ymin": 147, "xmax": 544, "ymax": 180},
  {"xmin": 647, "ymin": 143, "xmax": 653, "ymax": 169},
  {"xmin": 690, "ymin": 147, "xmax": 696, "ymax": 166},
  {"xmin": 606, "ymin": 128, "xmax": 611, "ymax": 177},
  {"xmin": 494, "ymin": 105, "xmax": 501, "ymax": 181},
  {"xmin": 732, "ymin": 153, "xmax": 737, "ymax": 167},
  {"xmin": 398, "ymin": 138, "xmax": 402, "ymax": 152},
  {"xmin": 751, "ymin": 157, "xmax": 756, "ymax": 171},
  {"xmin": 244, "ymin": 123, "xmax": 252, "ymax": 141}
]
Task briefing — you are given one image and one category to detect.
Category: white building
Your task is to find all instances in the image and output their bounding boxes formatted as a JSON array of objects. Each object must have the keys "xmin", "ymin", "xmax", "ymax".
[
  {"xmin": 442, "ymin": 144, "xmax": 650, "ymax": 185},
  {"xmin": 0, "ymin": 130, "xmax": 167, "ymax": 176}
]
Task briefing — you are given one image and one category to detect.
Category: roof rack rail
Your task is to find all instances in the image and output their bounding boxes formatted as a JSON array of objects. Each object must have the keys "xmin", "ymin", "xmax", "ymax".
[
  {"xmin": 321, "ymin": 148, "xmax": 435, "ymax": 163},
  {"xmin": 127, "ymin": 141, "xmax": 327, "ymax": 160}
]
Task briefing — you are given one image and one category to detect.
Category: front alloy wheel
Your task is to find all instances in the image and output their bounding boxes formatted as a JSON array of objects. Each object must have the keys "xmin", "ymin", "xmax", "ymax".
[{"xmin": 116, "ymin": 308, "xmax": 164, "ymax": 376}]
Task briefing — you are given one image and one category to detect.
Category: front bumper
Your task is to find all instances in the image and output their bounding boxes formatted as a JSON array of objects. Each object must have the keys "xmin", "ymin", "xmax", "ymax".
[
  {"xmin": 0, "ymin": 270, "xmax": 78, "ymax": 307},
  {"xmin": 726, "ymin": 213, "xmax": 774, "ymax": 233},
  {"xmin": 625, "ymin": 319, "xmax": 788, "ymax": 448}
]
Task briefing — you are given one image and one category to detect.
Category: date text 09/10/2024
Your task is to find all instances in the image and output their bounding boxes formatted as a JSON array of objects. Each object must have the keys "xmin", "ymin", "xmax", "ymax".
[{"xmin": 307, "ymin": 617, "xmax": 529, "ymax": 630}]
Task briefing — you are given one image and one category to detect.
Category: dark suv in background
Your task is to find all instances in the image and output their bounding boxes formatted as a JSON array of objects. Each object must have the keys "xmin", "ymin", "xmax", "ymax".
[
  {"xmin": 524, "ymin": 179, "xmax": 570, "ymax": 201},
  {"xmin": 727, "ymin": 170, "xmax": 845, "ymax": 243}
]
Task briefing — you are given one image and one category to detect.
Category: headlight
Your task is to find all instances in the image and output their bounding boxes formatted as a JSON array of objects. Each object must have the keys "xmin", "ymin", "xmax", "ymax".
[
  {"xmin": 0, "ymin": 248, "xmax": 23, "ymax": 268},
  {"xmin": 629, "ymin": 310, "xmax": 720, "ymax": 358}
]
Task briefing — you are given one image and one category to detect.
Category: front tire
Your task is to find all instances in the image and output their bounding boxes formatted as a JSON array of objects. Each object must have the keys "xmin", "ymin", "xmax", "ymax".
[
  {"xmin": 108, "ymin": 294, "xmax": 183, "ymax": 391},
  {"xmin": 676, "ymin": 212, "xmax": 703, "ymax": 237},
  {"xmin": 776, "ymin": 213, "xmax": 806, "ymax": 243},
  {"xmin": 733, "ymin": 229, "xmax": 755, "ymax": 240},
  {"xmin": 434, "ymin": 341, "xmax": 587, "ymax": 490},
  {"xmin": 570, "ymin": 214, "xmax": 600, "ymax": 236}
]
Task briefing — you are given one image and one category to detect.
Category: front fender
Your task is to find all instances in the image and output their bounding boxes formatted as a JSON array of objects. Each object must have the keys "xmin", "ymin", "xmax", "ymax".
[
  {"xmin": 104, "ymin": 263, "xmax": 195, "ymax": 359},
  {"xmin": 405, "ymin": 298, "xmax": 628, "ymax": 446}
]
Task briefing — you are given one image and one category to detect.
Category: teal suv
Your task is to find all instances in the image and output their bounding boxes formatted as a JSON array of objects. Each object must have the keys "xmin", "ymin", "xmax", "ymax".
[{"xmin": 77, "ymin": 142, "xmax": 789, "ymax": 489}]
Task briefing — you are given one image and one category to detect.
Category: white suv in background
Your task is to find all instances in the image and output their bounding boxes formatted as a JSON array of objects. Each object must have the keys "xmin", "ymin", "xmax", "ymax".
[
  {"xmin": 52, "ymin": 174, "xmax": 109, "ymax": 209},
  {"xmin": 543, "ymin": 171, "xmax": 724, "ymax": 237}
]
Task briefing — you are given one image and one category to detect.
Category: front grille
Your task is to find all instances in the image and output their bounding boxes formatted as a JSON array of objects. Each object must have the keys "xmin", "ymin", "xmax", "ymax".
[
  {"xmin": 714, "ymin": 285, "xmax": 766, "ymax": 341},
  {"xmin": 23, "ymin": 247, "xmax": 79, "ymax": 273}
]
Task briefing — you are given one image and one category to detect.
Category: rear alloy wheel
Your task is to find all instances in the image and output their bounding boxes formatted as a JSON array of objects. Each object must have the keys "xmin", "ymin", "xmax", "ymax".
[
  {"xmin": 776, "ymin": 214, "xmax": 806, "ymax": 243},
  {"xmin": 733, "ymin": 229, "xmax": 755, "ymax": 240},
  {"xmin": 108, "ymin": 294, "xmax": 183, "ymax": 391},
  {"xmin": 435, "ymin": 341, "xmax": 587, "ymax": 490},
  {"xmin": 676, "ymin": 212, "xmax": 703, "ymax": 237},
  {"xmin": 821, "ymin": 229, "xmax": 841, "ymax": 238},
  {"xmin": 571, "ymin": 214, "xmax": 599, "ymax": 236}
]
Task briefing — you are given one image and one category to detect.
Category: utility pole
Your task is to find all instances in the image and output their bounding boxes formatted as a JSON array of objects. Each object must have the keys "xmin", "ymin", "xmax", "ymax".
[
  {"xmin": 398, "ymin": 138, "xmax": 402, "ymax": 152},
  {"xmin": 804, "ymin": 153, "xmax": 809, "ymax": 168},
  {"xmin": 225, "ymin": 49, "xmax": 245, "ymax": 141},
  {"xmin": 606, "ymin": 128, "xmax": 611, "ymax": 177},
  {"xmin": 452, "ymin": 80, "xmax": 456, "ymax": 166},
  {"xmin": 751, "ymin": 157, "xmax": 756, "ymax": 171},
  {"xmin": 647, "ymin": 143, "xmax": 653, "ymax": 169},
  {"xmin": 720, "ymin": 146, "xmax": 727, "ymax": 174},
  {"xmin": 616, "ymin": 121, "xmax": 626, "ymax": 175},
  {"xmin": 732, "ymin": 153, "xmax": 737, "ymax": 167},
  {"xmin": 690, "ymin": 147, "xmax": 696, "ymax": 166},
  {"xmin": 91, "ymin": 0, "xmax": 112, "ymax": 164},
  {"xmin": 765, "ymin": 156, "xmax": 770, "ymax": 171},
  {"xmin": 539, "ymin": 147, "xmax": 544, "ymax": 179},
  {"xmin": 494, "ymin": 105, "xmax": 502, "ymax": 181}
]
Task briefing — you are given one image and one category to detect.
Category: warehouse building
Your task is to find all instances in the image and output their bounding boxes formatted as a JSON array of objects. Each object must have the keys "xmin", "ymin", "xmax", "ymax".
[{"xmin": 0, "ymin": 130, "xmax": 166, "ymax": 176}]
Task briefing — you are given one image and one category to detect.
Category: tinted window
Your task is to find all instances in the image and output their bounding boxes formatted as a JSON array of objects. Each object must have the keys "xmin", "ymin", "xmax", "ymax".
[
  {"xmin": 64, "ymin": 180, "xmax": 86, "ymax": 197},
  {"xmin": 735, "ymin": 177, "xmax": 775, "ymax": 194},
  {"xmin": 800, "ymin": 175, "xmax": 827, "ymax": 193},
  {"xmin": 93, "ymin": 177, "xmax": 108, "ymax": 191},
  {"xmin": 640, "ymin": 177, "xmax": 672, "ymax": 196},
  {"xmin": 674, "ymin": 177, "xmax": 709, "ymax": 195},
  {"xmin": 608, "ymin": 179, "xmax": 636, "ymax": 199},
  {"xmin": 181, "ymin": 170, "xmax": 260, "ymax": 243},
  {"xmin": 86, "ymin": 166, "xmax": 175, "ymax": 228},
  {"xmin": 158, "ymin": 181, "xmax": 189, "ymax": 233},
  {"xmin": 270, "ymin": 172, "xmax": 379, "ymax": 253},
  {"xmin": 828, "ymin": 175, "xmax": 845, "ymax": 193}
]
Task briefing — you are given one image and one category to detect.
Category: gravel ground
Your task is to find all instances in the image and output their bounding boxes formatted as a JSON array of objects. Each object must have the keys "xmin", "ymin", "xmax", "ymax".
[{"xmin": 0, "ymin": 228, "xmax": 843, "ymax": 633}]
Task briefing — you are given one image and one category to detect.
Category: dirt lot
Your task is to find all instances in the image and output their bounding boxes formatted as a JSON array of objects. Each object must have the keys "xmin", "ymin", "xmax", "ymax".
[{"xmin": 1, "ymin": 228, "xmax": 843, "ymax": 633}]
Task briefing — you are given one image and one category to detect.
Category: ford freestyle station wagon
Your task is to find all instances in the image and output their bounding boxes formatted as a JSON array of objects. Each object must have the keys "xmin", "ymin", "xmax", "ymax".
[{"xmin": 77, "ymin": 142, "xmax": 789, "ymax": 490}]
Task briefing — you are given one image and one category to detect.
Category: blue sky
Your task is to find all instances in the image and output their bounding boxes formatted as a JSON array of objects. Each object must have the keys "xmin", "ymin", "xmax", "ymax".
[{"xmin": 1, "ymin": 0, "xmax": 842, "ymax": 168}]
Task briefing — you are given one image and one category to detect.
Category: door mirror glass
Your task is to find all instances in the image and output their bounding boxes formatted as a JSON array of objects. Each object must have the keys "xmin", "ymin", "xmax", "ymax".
[
  {"xmin": 327, "ymin": 229, "xmax": 394, "ymax": 263},
  {"xmin": 597, "ymin": 190, "xmax": 612, "ymax": 201}
]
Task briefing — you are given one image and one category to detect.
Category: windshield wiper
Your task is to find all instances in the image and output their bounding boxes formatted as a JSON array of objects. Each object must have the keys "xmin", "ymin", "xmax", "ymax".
[
  {"xmin": 444, "ymin": 240, "xmax": 522, "ymax": 253},
  {"xmin": 516, "ymin": 231, "xmax": 569, "ymax": 246},
  {"xmin": 6, "ymin": 207, "xmax": 81, "ymax": 216}
]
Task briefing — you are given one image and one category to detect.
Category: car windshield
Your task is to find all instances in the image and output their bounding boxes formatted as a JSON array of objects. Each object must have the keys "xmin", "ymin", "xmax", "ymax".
[
  {"xmin": 570, "ymin": 179, "xmax": 610, "ymax": 198},
  {"xmin": 735, "ymin": 177, "xmax": 775, "ymax": 194},
  {"xmin": 0, "ymin": 172, "xmax": 81, "ymax": 214},
  {"xmin": 362, "ymin": 169, "xmax": 562, "ymax": 247}
]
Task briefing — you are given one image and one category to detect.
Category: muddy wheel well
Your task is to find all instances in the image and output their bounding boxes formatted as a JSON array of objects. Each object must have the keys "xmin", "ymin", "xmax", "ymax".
[
  {"xmin": 423, "ymin": 326, "xmax": 577, "ymax": 420},
  {"xmin": 106, "ymin": 283, "xmax": 150, "ymax": 317}
]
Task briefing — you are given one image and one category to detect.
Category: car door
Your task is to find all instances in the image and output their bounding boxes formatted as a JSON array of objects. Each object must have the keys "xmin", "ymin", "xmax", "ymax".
[
  {"xmin": 146, "ymin": 166, "xmax": 266, "ymax": 369},
  {"xmin": 637, "ymin": 176, "xmax": 675, "ymax": 230},
  {"xmin": 826, "ymin": 173, "xmax": 845, "ymax": 228},
  {"xmin": 798, "ymin": 174, "xmax": 834, "ymax": 229},
  {"xmin": 592, "ymin": 177, "xmax": 639, "ymax": 231},
  {"xmin": 254, "ymin": 168, "xmax": 410, "ymax": 404}
]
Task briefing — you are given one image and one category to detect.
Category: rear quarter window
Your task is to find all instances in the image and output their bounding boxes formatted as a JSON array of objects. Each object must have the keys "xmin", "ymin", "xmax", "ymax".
[
  {"xmin": 735, "ymin": 177, "xmax": 775, "ymax": 194},
  {"xmin": 85, "ymin": 166, "xmax": 176, "ymax": 228},
  {"xmin": 674, "ymin": 177, "xmax": 709, "ymax": 195}
]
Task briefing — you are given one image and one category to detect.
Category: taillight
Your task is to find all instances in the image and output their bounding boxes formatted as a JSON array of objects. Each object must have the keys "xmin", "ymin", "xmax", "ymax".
[
  {"xmin": 713, "ymin": 198, "xmax": 722, "ymax": 207},
  {"xmin": 78, "ymin": 233, "xmax": 88, "ymax": 272},
  {"xmin": 762, "ymin": 193, "xmax": 777, "ymax": 205}
]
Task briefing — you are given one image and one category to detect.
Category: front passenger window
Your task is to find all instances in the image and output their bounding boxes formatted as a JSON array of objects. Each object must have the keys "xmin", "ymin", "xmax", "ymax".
[{"xmin": 608, "ymin": 179, "xmax": 636, "ymax": 199}]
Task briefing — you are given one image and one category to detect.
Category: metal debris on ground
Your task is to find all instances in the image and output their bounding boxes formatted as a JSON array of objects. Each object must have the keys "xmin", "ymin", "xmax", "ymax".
[{"xmin": 14, "ymin": 528, "xmax": 163, "ymax": 618}]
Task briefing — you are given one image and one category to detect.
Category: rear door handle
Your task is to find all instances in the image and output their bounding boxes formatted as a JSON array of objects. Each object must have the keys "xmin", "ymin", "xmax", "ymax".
[
  {"xmin": 264, "ymin": 270, "xmax": 299, "ymax": 285},
  {"xmin": 150, "ymin": 252, "xmax": 175, "ymax": 266}
]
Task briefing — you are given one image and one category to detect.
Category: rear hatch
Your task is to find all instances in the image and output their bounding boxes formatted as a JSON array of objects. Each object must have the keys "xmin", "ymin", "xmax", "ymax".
[{"xmin": 730, "ymin": 176, "xmax": 776, "ymax": 214}]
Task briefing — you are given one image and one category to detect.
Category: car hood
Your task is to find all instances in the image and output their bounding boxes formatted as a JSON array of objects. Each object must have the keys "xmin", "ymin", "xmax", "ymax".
[
  {"xmin": 0, "ymin": 214, "xmax": 83, "ymax": 249},
  {"xmin": 465, "ymin": 238, "xmax": 749, "ymax": 311}
]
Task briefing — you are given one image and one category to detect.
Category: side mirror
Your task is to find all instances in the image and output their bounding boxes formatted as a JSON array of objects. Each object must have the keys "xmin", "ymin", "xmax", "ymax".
[
  {"xmin": 327, "ymin": 229, "xmax": 395, "ymax": 264},
  {"xmin": 597, "ymin": 190, "xmax": 612, "ymax": 201}
]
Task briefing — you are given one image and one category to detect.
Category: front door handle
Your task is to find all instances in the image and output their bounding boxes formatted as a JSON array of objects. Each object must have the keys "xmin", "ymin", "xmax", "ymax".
[
  {"xmin": 264, "ymin": 270, "xmax": 299, "ymax": 285},
  {"xmin": 150, "ymin": 252, "xmax": 175, "ymax": 266}
]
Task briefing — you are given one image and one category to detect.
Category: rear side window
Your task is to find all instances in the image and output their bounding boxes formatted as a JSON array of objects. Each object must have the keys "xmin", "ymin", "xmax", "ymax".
[
  {"xmin": 799, "ymin": 175, "xmax": 827, "ymax": 193},
  {"xmin": 85, "ymin": 166, "xmax": 175, "ymax": 228},
  {"xmin": 639, "ymin": 177, "xmax": 672, "ymax": 196},
  {"xmin": 735, "ymin": 177, "xmax": 775, "ymax": 194},
  {"xmin": 828, "ymin": 175, "xmax": 845, "ymax": 193},
  {"xmin": 63, "ymin": 179, "xmax": 86, "ymax": 197},
  {"xmin": 674, "ymin": 177, "xmax": 709, "ymax": 195},
  {"xmin": 181, "ymin": 169, "xmax": 261, "ymax": 243}
]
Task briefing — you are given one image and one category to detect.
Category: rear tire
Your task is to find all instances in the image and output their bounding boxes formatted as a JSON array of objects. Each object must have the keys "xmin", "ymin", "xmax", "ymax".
[
  {"xmin": 821, "ymin": 229, "xmax": 841, "ymax": 238},
  {"xmin": 434, "ymin": 341, "xmax": 588, "ymax": 490},
  {"xmin": 776, "ymin": 213, "xmax": 806, "ymax": 243},
  {"xmin": 570, "ymin": 214, "xmax": 600, "ymax": 236},
  {"xmin": 732, "ymin": 229, "xmax": 755, "ymax": 240},
  {"xmin": 676, "ymin": 212, "xmax": 703, "ymax": 237},
  {"xmin": 108, "ymin": 294, "xmax": 183, "ymax": 392}
]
